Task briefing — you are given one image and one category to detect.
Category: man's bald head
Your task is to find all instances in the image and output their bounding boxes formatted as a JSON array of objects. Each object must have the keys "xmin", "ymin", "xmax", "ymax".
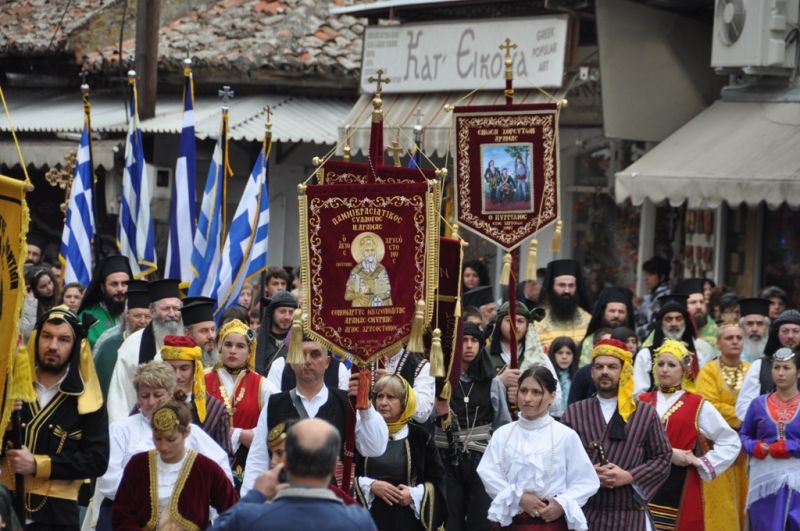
[{"xmin": 284, "ymin": 418, "xmax": 341, "ymax": 483}]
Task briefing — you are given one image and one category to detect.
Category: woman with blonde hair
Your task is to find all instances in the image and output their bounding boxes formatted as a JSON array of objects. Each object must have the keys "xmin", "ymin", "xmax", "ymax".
[{"xmin": 355, "ymin": 374, "xmax": 446, "ymax": 530}]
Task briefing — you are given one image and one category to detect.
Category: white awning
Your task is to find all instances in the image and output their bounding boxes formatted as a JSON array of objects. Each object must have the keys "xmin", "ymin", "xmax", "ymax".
[
  {"xmin": 0, "ymin": 139, "xmax": 118, "ymax": 169},
  {"xmin": 615, "ymin": 100, "xmax": 800, "ymax": 209}
]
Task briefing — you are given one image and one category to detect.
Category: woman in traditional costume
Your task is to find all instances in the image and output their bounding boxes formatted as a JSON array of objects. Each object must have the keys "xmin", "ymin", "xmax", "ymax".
[
  {"xmin": 477, "ymin": 366, "xmax": 599, "ymax": 530},
  {"xmin": 92, "ymin": 361, "xmax": 232, "ymax": 530},
  {"xmin": 354, "ymin": 374, "xmax": 446, "ymax": 531},
  {"xmin": 205, "ymin": 319, "xmax": 270, "ymax": 487},
  {"xmin": 696, "ymin": 321, "xmax": 752, "ymax": 530},
  {"xmin": 741, "ymin": 347, "xmax": 800, "ymax": 530},
  {"xmin": 112, "ymin": 400, "xmax": 239, "ymax": 530},
  {"xmin": 639, "ymin": 339, "xmax": 740, "ymax": 530}
]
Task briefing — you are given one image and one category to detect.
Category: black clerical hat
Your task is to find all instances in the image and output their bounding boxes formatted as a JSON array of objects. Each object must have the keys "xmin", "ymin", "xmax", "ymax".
[
  {"xmin": 99, "ymin": 255, "xmax": 133, "ymax": 279},
  {"xmin": 463, "ymin": 285, "xmax": 494, "ymax": 309},
  {"xmin": 738, "ymin": 298, "xmax": 770, "ymax": 318},
  {"xmin": 147, "ymin": 279, "xmax": 181, "ymax": 302},
  {"xmin": 676, "ymin": 278, "xmax": 706, "ymax": 296},
  {"xmin": 26, "ymin": 232, "xmax": 47, "ymax": 251},
  {"xmin": 181, "ymin": 301, "xmax": 215, "ymax": 326},
  {"xmin": 548, "ymin": 259, "xmax": 580, "ymax": 278},
  {"xmin": 182, "ymin": 296, "xmax": 216, "ymax": 307}
]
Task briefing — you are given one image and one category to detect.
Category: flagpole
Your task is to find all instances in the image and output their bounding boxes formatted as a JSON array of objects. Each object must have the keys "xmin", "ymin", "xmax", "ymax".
[
  {"xmin": 80, "ymin": 74, "xmax": 101, "ymax": 262},
  {"xmin": 218, "ymin": 86, "xmax": 234, "ymax": 245}
]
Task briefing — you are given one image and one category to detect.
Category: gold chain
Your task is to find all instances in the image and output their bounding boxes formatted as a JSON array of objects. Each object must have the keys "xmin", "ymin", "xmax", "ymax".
[{"xmin": 720, "ymin": 362, "xmax": 744, "ymax": 391}]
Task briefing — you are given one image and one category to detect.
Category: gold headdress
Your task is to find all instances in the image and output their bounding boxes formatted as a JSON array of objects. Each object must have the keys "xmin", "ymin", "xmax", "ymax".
[{"xmin": 218, "ymin": 318, "xmax": 257, "ymax": 369}]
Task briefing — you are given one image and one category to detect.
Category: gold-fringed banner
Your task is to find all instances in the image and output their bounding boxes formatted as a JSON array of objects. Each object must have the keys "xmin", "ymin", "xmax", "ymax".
[
  {"xmin": 453, "ymin": 103, "xmax": 560, "ymax": 251},
  {"xmin": 0, "ymin": 175, "xmax": 30, "ymax": 437},
  {"xmin": 299, "ymin": 180, "xmax": 438, "ymax": 367}
]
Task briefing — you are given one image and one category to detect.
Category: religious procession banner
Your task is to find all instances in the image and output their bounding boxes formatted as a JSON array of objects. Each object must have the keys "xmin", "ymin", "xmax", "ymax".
[
  {"xmin": 299, "ymin": 181, "xmax": 438, "ymax": 366},
  {"xmin": 0, "ymin": 175, "xmax": 30, "ymax": 437},
  {"xmin": 453, "ymin": 102, "xmax": 560, "ymax": 251},
  {"xmin": 430, "ymin": 236, "xmax": 463, "ymax": 398},
  {"xmin": 321, "ymin": 159, "xmax": 436, "ymax": 185}
]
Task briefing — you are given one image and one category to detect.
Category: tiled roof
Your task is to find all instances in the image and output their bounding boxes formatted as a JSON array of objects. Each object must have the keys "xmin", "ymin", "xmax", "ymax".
[
  {"xmin": 0, "ymin": 0, "xmax": 365, "ymax": 81},
  {"xmin": 85, "ymin": 0, "xmax": 365, "ymax": 80}
]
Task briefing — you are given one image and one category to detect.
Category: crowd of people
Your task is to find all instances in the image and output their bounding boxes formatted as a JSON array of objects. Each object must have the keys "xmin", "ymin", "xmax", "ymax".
[{"xmin": 6, "ymin": 230, "xmax": 800, "ymax": 530}]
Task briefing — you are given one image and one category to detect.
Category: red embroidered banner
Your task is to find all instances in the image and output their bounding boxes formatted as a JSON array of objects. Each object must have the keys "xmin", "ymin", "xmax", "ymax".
[
  {"xmin": 453, "ymin": 103, "xmax": 560, "ymax": 251},
  {"xmin": 299, "ymin": 181, "xmax": 438, "ymax": 366},
  {"xmin": 429, "ymin": 236, "xmax": 463, "ymax": 397},
  {"xmin": 321, "ymin": 159, "xmax": 436, "ymax": 185}
]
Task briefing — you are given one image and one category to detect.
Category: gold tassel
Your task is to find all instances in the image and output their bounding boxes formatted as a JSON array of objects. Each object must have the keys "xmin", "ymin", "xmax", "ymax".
[
  {"xmin": 453, "ymin": 297, "xmax": 462, "ymax": 318},
  {"xmin": 526, "ymin": 239, "xmax": 538, "ymax": 281},
  {"xmin": 286, "ymin": 309, "xmax": 305, "ymax": 365},
  {"xmin": 440, "ymin": 381, "xmax": 452, "ymax": 402},
  {"xmin": 429, "ymin": 328, "xmax": 445, "ymax": 377},
  {"xmin": 406, "ymin": 300, "xmax": 426, "ymax": 353},
  {"xmin": 499, "ymin": 252, "xmax": 512, "ymax": 286},
  {"xmin": 550, "ymin": 219, "xmax": 563, "ymax": 253},
  {"xmin": 11, "ymin": 346, "xmax": 36, "ymax": 402}
]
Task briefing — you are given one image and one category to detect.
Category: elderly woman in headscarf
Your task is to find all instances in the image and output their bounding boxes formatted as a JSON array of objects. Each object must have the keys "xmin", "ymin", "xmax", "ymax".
[
  {"xmin": 355, "ymin": 374, "xmax": 446, "ymax": 531},
  {"xmin": 205, "ymin": 319, "xmax": 270, "ymax": 488},
  {"xmin": 638, "ymin": 339, "xmax": 741, "ymax": 531}
]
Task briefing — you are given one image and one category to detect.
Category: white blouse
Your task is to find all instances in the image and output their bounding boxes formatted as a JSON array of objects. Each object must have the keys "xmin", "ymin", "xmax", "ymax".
[
  {"xmin": 653, "ymin": 390, "xmax": 741, "ymax": 481},
  {"xmin": 477, "ymin": 415, "xmax": 600, "ymax": 530}
]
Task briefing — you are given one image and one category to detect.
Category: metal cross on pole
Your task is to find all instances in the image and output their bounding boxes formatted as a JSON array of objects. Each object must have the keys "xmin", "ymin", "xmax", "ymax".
[{"xmin": 218, "ymin": 85, "xmax": 235, "ymax": 111}]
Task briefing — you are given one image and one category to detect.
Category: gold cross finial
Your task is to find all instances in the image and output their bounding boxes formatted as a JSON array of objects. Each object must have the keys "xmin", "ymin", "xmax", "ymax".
[
  {"xmin": 499, "ymin": 38, "xmax": 517, "ymax": 62},
  {"xmin": 368, "ymin": 69, "xmax": 390, "ymax": 95},
  {"xmin": 386, "ymin": 139, "xmax": 403, "ymax": 167},
  {"xmin": 265, "ymin": 105, "xmax": 273, "ymax": 131}
]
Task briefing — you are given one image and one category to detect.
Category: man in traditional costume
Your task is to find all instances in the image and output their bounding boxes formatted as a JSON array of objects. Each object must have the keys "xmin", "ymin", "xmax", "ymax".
[
  {"xmin": 676, "ymin": 278, "xmax": 719, "ymax": 351},
  {"xmin": 1, "ymin": 306, "xmax": 110, "ymax": 529},
  {"xmin": 641, "ymin": 338, "xmax": 741, "ymax": 531},
  {"xmin": 580, "ymin": 286, "xmax": 635, "ymax": 366},
  {"xmin": 161, "ymin": 335, "xmax": 233, "ymax": 456},
  {"xmin": 205, "ymin": 319, "xmax": 271, "ymax": 486},
  {"xmin": 697, "ymin": 321, "xmax": 751, "ymax": 531},
  {"xmin": 181, "ymin": 297, "xmax": 219, "ymax": 367},
  {"xmin": 254, "ymin": 290, "xmax": 297, "ymax": 376},
  {"xmin": 488, "ymin": 301, "xmax": 561, "ymax": 416},
  {"xmin": 434, "ymin": 322, "xmax": 510, "ymax": 531},
  {"xmin": 93, "ymin": 280, "xmax": 150, "ymax": 400},
  {"xmin": 535, "ymin": 259, "xmax": 592, "ymax": 350},
  {"xmin": 241, "ymin": 335, "xmax": 389, "ymax": 496},
  {"xmin": 78, "ymin": 255, "xmax": 132, "ymax": 348},
  {"xmin": 736, "ymin": 308, "xmax": 800, "ymax": 421},
  {"xmin": 562, "ymin": 339, "xmax": 672, "ymax": 530},
  {"xmin": 483, "ymin": 159, "xmax": 500, "ymax": 203},
  {"xmin": 738, "ymin": 297, "xmax": 772, "ymax": 363},
  {"xmin": 106, "ymin": 279, "xmax": 183, "ymax": 422},
  {"xmin": 633, "ymin": 294, "xmax": 716, "ymax": 396}
]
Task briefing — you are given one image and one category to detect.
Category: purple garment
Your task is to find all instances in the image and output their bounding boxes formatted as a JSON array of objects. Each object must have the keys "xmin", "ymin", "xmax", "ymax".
[
  {"xmin": 748, "ymin": 486, "xmax": 800, "ymax": 531},
  {"xmin": 740, "ymin": 395, "xmax": 800, "ymax": 456}
]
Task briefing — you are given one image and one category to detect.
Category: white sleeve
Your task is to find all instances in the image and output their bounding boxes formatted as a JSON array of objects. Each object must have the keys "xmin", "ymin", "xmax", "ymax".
[
  {"xmin": 695, "ymin": 339, "xmax": 717, "ymax": 367},
  {"xmin": 354, "ymin": 405, "xmax": 389, "ymax": 457},
  {"xmin": 541, "ymin": 356, "xmax": 563, "ymax": 417},
  {"xmin": 338, "ymin": 362, "xmax": 351, "ymax": 391},
  {"xmin": 554, "ymin": 430, "xmax": 600, "ymax": 531},
  {"xmin": 409, "ymin": 483, "xmax": 425, "ymax": 519},
  {"xmin": 241, "ymin": 403, "xmax": 269, "ymax": 496},
  {"xmin": 266, "ymin": 358, "xmax": 286, "ymax": 394},
  {"xmin": 230, "ymin": 428, "xmax": 242, "ymax": 453},
  {"xmin": 357, "ymin": 477, "xmax": 376, "ymax": 508},
  {"xmin": 737, "ymin": 360, "xmax": 762, "ymax": 423},
  {"xmin": 188, "ymin": 427, "xmax": 235, "ymax": 484},
  {"xmin": 695, "ymin": 400, "xmax": 741, "ymax": 481},
  {"xmin": 411, "ymin": 362, "xmax": 435, "ymax": 423},
  {"xmin": 96, "ymin": 421, "xmax": 128, "ymax": 500},
  {"xmin": 476, "ymin": 426, "xmax": 518, "ymax": 526},
  {"xmin": 106, "ymin": 347, "xmax": 138, "ymax": 423},
  {"xmin": 633, "ymin": 348, "xmax": 652, "ymax": 397}
]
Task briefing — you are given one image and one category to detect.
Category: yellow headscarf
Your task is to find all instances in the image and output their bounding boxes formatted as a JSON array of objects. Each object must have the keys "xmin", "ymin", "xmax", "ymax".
[
  {"xmin": 377, "ymin": 374, "xmax": 417, "ymax": 436},
  {"xmin": 592, "ymin": 339, "xmax": 636, "ymax": 423},
  {"xmin": 218, "ymin": 319, "xmax": 257, "ymax": 370},
  {"xmin": 161, "ymin": 336, "xmax": 207, "ymax": 423},
  {"xmin": 652, "ymin": 339, "xmax": 697, "ymax": 393}
]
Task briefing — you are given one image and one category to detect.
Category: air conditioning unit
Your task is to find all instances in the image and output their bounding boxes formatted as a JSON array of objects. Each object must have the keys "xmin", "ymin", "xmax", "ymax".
[{"xmin": 711, "ymin": 0, "xmax": 799, "ymax": 72}]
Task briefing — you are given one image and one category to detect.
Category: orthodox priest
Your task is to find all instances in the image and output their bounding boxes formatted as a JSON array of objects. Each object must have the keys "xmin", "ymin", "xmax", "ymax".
[
  {"xmin": 78, "ymin": 255, "xmax": 132, "ymax": 348},
  {"xmin": 1, "ymin": 306, "xmax": 110, "ymax": 528},
  {"xmin": 106, "ymin": 279, "xmax": 183, "ymax": 422},
  {"xmin": 562, "ymin": 339, "xmax": 672, "ymax": 530},
  {"xmin": 93, "ymin": 280, "xmax": 150, "ymax": 400},
  {"xmin": 579, "ymin": 286, "xmax": 635, "ymax": 365},
  {"xmin": 535, "ymin": 259, "xmax": 592, "ymax": 350}
]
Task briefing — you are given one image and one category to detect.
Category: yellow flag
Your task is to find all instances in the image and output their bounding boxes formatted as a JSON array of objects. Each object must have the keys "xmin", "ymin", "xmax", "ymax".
[{"xmin": 0, "ymin": 174, "xmax": 31, "ymax": 437}]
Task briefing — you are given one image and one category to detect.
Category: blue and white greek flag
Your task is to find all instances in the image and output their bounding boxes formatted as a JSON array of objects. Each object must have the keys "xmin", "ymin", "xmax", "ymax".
[
  {"xmin": 59, "ymin": 123, "xmax": 95, "ymax": 286},
  {"xmin": 212, "ymin": 141, "xmax": 270, "ymax": 314},
  {"xmin": 118, "ymin": 84, "xmax": 157, "ymax": 278},
  {"xmin": 188, "ymin": 120, "xmax": 225, "ymax": 297},
  {"xmin": 165, "ymin": 70, "xmax": 197, "ymax": 284}
]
